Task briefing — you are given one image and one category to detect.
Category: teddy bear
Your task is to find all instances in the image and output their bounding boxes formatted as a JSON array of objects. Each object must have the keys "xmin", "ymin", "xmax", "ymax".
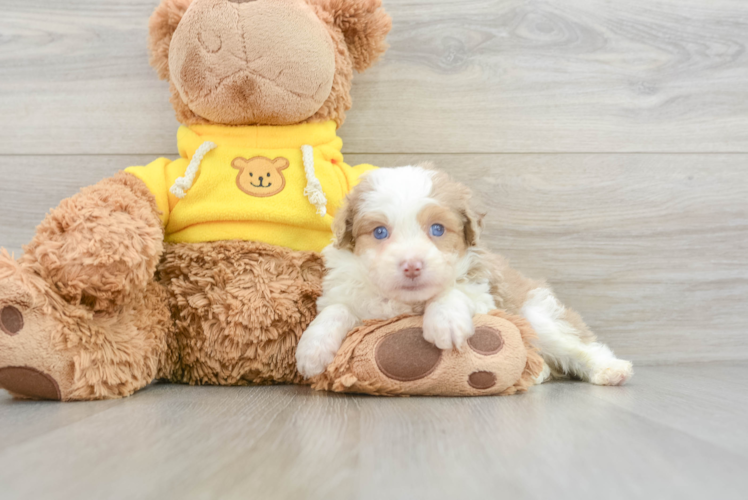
[{"xmin": 0, "ymin": 0, "xmax": 541, "ymax": 401}]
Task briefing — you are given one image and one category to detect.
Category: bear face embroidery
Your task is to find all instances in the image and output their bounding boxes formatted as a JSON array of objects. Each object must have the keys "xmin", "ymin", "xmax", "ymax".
[{"xmin": 231, "ymin": 156, "xmax": 289, "ymax": 198}]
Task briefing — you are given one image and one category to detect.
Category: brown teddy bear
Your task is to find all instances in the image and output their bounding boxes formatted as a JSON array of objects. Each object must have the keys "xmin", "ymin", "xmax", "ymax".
[{"xmin": 0, "ymin": 0, "xmax": 541, "ymax": 401}]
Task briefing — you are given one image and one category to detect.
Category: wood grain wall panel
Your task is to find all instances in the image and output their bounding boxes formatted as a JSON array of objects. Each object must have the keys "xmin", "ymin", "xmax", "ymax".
[
  {"xmin": 1, "ymin": 0, "xmax": 748, "ymax": 154},
  {"xmin": 1, "ymin": 153, "xmax": 745, "ymax": 363}
]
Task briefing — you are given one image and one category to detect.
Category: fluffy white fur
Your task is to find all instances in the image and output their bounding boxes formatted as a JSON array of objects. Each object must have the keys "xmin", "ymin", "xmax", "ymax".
[
  {"xmin": 296, "ymin": 166, "xmax": 633, "ymax": 386},
  {"xmin": 522, "ymin": 289, "xmax": 632, "ymax": 385}
]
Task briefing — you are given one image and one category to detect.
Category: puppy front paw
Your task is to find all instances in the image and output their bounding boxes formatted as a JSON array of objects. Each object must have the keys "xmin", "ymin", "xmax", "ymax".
[
  {"xmin": 589, "ymin": 359, "xmax": 634, "ymax": 386},
  {"xmin": 296, "ymin": 329, "xmax": 340, "ymax": 379},
  {"xmin": 423, "ymin": 303, "xmax": 475, "ymax": 350}
]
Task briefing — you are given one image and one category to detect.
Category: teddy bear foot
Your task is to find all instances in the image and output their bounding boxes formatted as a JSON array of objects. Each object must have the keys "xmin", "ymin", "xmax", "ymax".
[
  {"xmin": 0, "ymin": 253, "xmax": 76, "ymax": 401},
  {"xmin": 0, "ymin": 250, "xmax": 169, "ymax": 402},
  {"xmin": 311, "ymin": 311, "xmax": 544, "ymax": 397}
]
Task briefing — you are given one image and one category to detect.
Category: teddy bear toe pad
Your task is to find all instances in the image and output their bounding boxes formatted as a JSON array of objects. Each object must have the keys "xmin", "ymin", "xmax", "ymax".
[
  {"xmin": 0, "ymin": 305, "xmax": 24, "ymax": 336},
  {"xmin": 467, "ymin": 326, "xmax": 504, "ymax": 355},
  {"xmin": 312, "ymin": 313, "xmax": 535, "ymax": 397},
  {"xmin": 467, "ymin": 371, "xmax": 498, "ymax": 390}
]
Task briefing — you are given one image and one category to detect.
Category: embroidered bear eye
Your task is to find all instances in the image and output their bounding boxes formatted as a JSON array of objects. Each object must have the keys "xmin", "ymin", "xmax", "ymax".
[
  {"xmin": 373, "ymin": 226, "xmax": 389, "ymax": 240},
  {"xmin": 249, "ymin": 173, "xmax": 253, "ymax": 177},
  {"xmin": 267, "ymin": 172, "xmax": 270, "ymax": 177},
  {"xmin": 430, "ymin": 224, "xmax": 445, "ymax": 237}
]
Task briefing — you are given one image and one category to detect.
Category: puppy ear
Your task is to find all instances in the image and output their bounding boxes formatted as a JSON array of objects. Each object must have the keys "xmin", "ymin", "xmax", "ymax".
[
  {"xmin": 462, "ymin": 205, "xmax": 485, "ymax": 247},
  {"xmin": 430, "ymin": 170, "xmax": 485, "ymax": 247},
  {"xmin": 149, "ymin": 0, "xmax": 194, "ymax": 80},
  {"xmin": 312, "ymin": 0, "xmax": 392, "ymax": 72},
  {"xmin": 332, "ymin": 196, "xmax": 356, "ymax": 251}
]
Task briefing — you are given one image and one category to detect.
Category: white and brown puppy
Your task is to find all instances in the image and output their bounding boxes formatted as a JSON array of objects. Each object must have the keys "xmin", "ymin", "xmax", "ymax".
[{"xmin": 296, "ymin": 165, "xmax": 633, "ymax": 385}]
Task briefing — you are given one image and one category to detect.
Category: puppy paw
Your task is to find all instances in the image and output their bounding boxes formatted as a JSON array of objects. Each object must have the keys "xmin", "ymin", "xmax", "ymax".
[
  {"xmin": 423, "ymin": 302, "xmax": 475, "ymax": 350},
  {"xmin": 534, "ymin": 362, "xmax": 552, "ymax": 385},
  {"xmin": 296, "ymin": 329, "xmax": 340, "ymax": 378},
  {"xmin": 589, "ymin": 359, "xmax": 633, "ymax": 386}
]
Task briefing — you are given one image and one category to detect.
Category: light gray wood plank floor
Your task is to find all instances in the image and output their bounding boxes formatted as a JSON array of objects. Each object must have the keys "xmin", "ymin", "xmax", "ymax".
[{"xmin": 0, "ymin": 362, "xmax": 746, "ymax": 500}]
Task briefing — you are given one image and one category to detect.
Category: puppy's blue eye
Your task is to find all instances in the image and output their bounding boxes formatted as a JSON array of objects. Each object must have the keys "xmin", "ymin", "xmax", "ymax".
[
  {"xmin": 373, "ymin": 226, "xmax": 389, "ymax": 240},
  {"xmin": 430, "ymin": 224, "xmax": 445, "ymax": 237}
]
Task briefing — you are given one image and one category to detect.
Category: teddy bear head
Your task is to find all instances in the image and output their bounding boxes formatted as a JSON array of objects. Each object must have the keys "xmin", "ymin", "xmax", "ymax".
[{"xmin": 149, "ymin": 0, "xmax": 391, "ymax": 127}]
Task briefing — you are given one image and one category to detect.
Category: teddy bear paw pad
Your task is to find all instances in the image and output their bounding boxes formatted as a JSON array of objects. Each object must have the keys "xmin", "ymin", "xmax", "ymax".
[
  {"xmin": 0, "ymin": 367, "xmax": 61, "ymax": 400},
  {"xmin": 375, "ymin": 327, "xmax": 442, "ymax": 382}
]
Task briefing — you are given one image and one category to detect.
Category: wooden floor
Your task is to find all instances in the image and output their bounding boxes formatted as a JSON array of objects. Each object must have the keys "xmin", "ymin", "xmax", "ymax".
[{"xmin": 0, "ymin": 362, "xmax": 745, "ymax": 500}]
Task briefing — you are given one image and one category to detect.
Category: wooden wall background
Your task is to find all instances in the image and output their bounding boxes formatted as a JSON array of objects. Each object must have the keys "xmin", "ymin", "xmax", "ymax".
[{"xmin": 1, "ymin": 0, "xmax": 746, "ymax": 365}]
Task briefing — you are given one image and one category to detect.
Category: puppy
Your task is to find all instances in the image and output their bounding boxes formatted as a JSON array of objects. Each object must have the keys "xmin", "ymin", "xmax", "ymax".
[{"xmin": 296, "ymin": 165, "xmax": 633, "ymax": 386}]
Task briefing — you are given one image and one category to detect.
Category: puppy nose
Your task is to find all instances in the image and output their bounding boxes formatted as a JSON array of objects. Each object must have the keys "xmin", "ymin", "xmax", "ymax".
[{"xmin": 400, "ymin": 259, "xmax": 423, "ymax": 279}]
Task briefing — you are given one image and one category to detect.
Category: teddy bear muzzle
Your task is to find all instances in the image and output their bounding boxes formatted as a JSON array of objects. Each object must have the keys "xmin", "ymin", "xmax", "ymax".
[{"xmin": 168, "ymin": 0, "xmax": 336, "ymax": 125}]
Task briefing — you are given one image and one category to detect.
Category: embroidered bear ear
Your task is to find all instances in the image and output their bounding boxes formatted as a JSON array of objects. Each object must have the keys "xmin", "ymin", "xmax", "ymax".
[
  {"xmin": 311, "ymin": 0, "xmax": 392, "ymax": 72},
  {"xmin": 231, "ymin": 157, "xmax": 250, "ymax": 170},
  {"xmin": 149, "ymin": 0, "xmax": 195, "ymax": 80},
  {"xmin": 272, "ymin": 157, "xmax": 290, "ymax": 171}
]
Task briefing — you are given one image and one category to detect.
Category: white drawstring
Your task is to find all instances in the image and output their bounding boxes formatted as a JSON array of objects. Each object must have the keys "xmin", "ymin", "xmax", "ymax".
[
  {"xmin": 169, "ymin": 141, "xmax": 217, "ymax": 199},
  {"xmin": 301, "ymin": 145, "xmax": 328, "ymax": 217}
]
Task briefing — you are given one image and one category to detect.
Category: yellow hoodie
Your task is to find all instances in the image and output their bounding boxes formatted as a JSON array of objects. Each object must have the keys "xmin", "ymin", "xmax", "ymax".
[{"xmin": 125, "ymin": 121, "xmax": 375, "ymax": 252}]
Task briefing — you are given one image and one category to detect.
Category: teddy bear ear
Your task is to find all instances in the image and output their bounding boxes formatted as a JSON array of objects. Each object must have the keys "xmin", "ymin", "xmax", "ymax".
[
  {"xmin": 312, "ymin": 0, "xmax": 392, "ymax": 72},
  {"xmin": 272, "ymin": 158, "xmax": 291, "ymax": 170},
  {"xmin": 148, "ymin": 0, "xmax": 195, "ymax": 80},
  {"xmin": 231, "ymin": 158, "xmax": 249, "ymax": 170}
]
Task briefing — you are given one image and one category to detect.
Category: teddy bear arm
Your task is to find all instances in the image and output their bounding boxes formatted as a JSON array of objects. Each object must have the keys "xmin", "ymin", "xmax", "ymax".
[{"xmin": 18, "ymin": 172, "xmax": 165, "ymax": 313}]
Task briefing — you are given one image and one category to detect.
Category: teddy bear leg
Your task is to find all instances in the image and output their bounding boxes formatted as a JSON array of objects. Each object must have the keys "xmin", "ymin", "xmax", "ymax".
[
  {"xmin": 312, "ymin": 311, "xmax": 545, "ymax": 397},
  {"xmin": 0, "ymin": 172, "xmax": 170, "ymax": 400},
  {"xmin": 156, "ymin": 240, "xmax": 325, "ymax": 387},
  {"xmin": 17, "ymin": 172, "xmax": 164, "ymax": 312},
  {"xmin": 0, "ymin": 252, "xmax": 171, "ymax": 401}
]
